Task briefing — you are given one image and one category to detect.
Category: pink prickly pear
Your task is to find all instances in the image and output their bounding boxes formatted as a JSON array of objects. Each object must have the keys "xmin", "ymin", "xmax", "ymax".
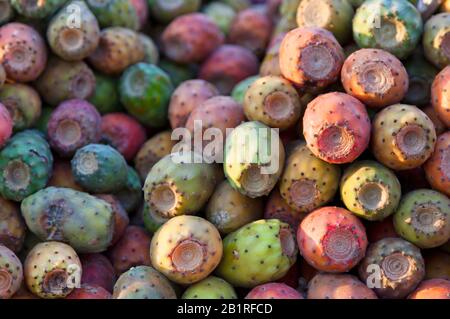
[{"xmin": 245, "ymin": 283, "xmax": 303, "ymax": 299}]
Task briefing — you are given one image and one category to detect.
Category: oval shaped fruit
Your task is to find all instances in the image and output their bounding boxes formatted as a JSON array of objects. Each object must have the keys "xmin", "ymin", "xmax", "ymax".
[{"xmin": 182, "ymin": 276, "xmax": 237, "ymax": 299}]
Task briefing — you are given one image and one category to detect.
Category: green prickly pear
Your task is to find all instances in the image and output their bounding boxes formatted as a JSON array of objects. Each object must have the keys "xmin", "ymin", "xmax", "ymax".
[
  {"xmin": 182, "ymin": 276, "xmax": 237, "ymax": 299},
  {"xmin": 148, "ymin": 0, "xmax": 201, "ymax": 24},
  {"xmin": 0, "ymin": 244, "xmax": 23, "ymax": 299},
  {"xmin": 158, "ymin": 59, "xmax": 197, "ymax": 88},
  {"xmin": 423, "ymin": 12, "xmax": 450, "ymax": 68},
  {"xmin": 86, "ymin": 0, "xmax": 140, "ymax": 30},
  {"xmin": 142, "ymin": 203, "xmax": 169, "ymax": 234},
  {"xmin": 114, "ymin": 166, "xmax": 142, "ymax": 214},
  {"xmin": 88, "ymin": 72, "xmax": 122, "ymax": 115},
  {"xmin": 231, "ymin": 76, "xmax": 258, "ymax": 105}
]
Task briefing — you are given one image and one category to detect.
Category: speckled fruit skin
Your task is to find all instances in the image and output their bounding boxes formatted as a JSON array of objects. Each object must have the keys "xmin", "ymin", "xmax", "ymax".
[
  {"xmin": 393, "ymin": 189, "xmax": 450, "ymax": 249},
  {"xmin": 0, "ymin": 245, "xmax": 23, "ymax": 299},
  {"xmin": 0, "ymin": 103, "xmax": 13, "ymax": 147},
  {"xmin": 424, "ymin": 132, "xmax": 450, "ymax": 196},
  {"xmin": 424, "ymin": 249, "xmax": 450, "ymax": 280},
  {"xmin": 149, "ymin": 0, "xmax": 201, "ymax": 23},
  {"xmin": 0, "ymin": 22, "xmax": 47, "ymax": 82},
  {"xmin": 108, "ymin": 226, "xmax": 151, "ymax": 275},
  {"xmin": 217, "ymin": 219, "xmax": 297, "ymax": 288},
  {"xmin": 371, "ymin": 104, "xmax": 436, "ymax": 170},
  {"xmin": 88, "ymin": 72, "xmax": 122, "ymax": 115},
  {"xmin": 24, "ymin": 241, "xmax": 81, "ymax": 299},
  {"xmin": 182, "ymin": 276, "xmax": 237, "ymax": 299},
  {"xmin": 423, "ymin": 13, "xmax": 450, "ymax": 68},
  {"xmin": 366, "ymin": 215, "xmax": 399, "ymax": 242},
  {"xmin": 359, "ymin": 238, "xmax": 425, "ymax": 299},
  {"xmin": 80, "ymin": 253, "xmax": 116, "ymax": 293},
  {"xmin": 11, "ymin": 0, "xmax": 66, "ymax": 18},
  {"xmin": 199, "ymin": 44, "xmax": 259, "ymax": 94},
  {"xmin": 0, "ymin": 197, "xmax": 25, "ymax": 253},
  {"xmin": 408, "ymin": 279, "xmax": 450, "ymax": 299},
  {"xmin": 298, "ymin": 206, "xmax": 368, "ymax": 272},
  {"xmin": 47, "ymin": 99, "xmax": 101, "ymax": 157},
  {"xmin": 431, "ymin": 66, "xmax": 450, "ymax": 127},
  {"xmin": 162, "ymin": 13, "xmax": 224, "ymax": 64},
  {"xmin": 303, "ymin": 92, "xmax": 371, "ymax": 164},
  {"xmin": 21, "ymin": 187, "xmax": 115, "ymax": 253},
  {"xmin": 352, "ymin": 0, "xmax": 423, "ymax": 59},
  {"xmin": 307, "ymin": 273, "xmax": 377, "ymax": 299},
  {"xmin": 264, "ymin": 189, "xmax": 307, "ymax": 231},
  {"xmin": 341, "ymin": 49, "xmax": 409, "ymax": 108},
  {"xmin": 231, "ymin": 76, "xmax": 258, "ymax": 104},
  {"xmin": 48, "ymin": 160, "xmax": 84, "ymax": 191},
  {"xmin": 113, "ymin": 266, "xmax": 176, "ymax": 299},
  {"xmin": 86, "ymin": 0, "xmax": 140, "ymax": 30},
  {"xmin": 246, "ymin": 283, "xmax": 304, "ymax": 299},
  {"xmin": 280, "ymin": 141, "xmax": 341, "ymax": 213},
  {"xmin": 279, "ymin": 27, "xmax": 345, "ymax": 90},
  {"xmin": 66, "ymin": 284, "xmax": 112, "ymax": 299},
  {"xmin": 150, "ymin": 216, "xmax": 222, "ymax": 285},
  {"xmin": 206, "ymin": 180, "xmax": 263, "ymax": 235},
  {"xmin": 203, "ymin": 2, "xmax": 236, "ymax": 35},
  {"xmin": 88, "ymin": 27, "xmax": 145, "ymax": 75},
  {"xmin": 169, "ymin": 80, "xmax": 219, "ymax": 129},
  {"xmin": 96, "ymin": 194, "xmax": 128, "ymax": 246}
]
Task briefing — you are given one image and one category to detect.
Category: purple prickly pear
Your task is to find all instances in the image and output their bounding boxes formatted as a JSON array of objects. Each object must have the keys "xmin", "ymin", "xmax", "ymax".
[
  {"xmin": 80, "ymin": 253, "xmax": 115, "ymax": 293},
  {"xmin": 0, "ymin": 244, "xmax": 23, "ymax": 299},
  {"xmin": 0, "ymin": 197, "xmax": 25, "ymax": 253}
]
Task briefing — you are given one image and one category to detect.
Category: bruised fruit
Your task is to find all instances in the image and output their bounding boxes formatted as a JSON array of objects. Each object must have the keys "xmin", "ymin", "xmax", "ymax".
[
  {"xmin": 246, "ymin": 282, "xmax": 303, "ymax": 299},
  {"xmin": 307, "ymin": 273, "xmax": 377, "ymax": 299},
  {"xmin": 264, "ymin": 189, "xmax": 307, "ymax": 231},
  {"xmin": 423, "ymin": 13, "xmax": 450, "ymax": 69},
  {"xmin": 0, "ymin": 245, "xmax": 23, "ymax": 299},
  {"xmin": 182, "ymin": 276, "xmax": 237, "ymax": 299},
  {"xmin": 0, "ymin": 197, "xmax": 25, "ymax": 253},
  {"xmin": 408, "ymin": 279, "xmax": 450, "ymax": 299},
  {"xmin": 424, "ymin": 132, "xmax": 450, "ymax": 196},
  {"xmin": 80, "ymin": 253, "xmax": 115, "ymax": 293},
  {"xmin": 431, "ymin": 66, "xmax": 450, "ymax": 127}
]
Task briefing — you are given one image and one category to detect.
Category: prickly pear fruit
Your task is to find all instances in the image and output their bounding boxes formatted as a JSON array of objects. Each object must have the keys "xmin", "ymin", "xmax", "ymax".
[
  {"xmin": 424, "ymin": 132, "xmax": 450, "ymax": 196},
  {"xmin": 279, "ymin": 27, "xmax": 344, "ymax": 90},
  {"xmin": 298, "ymin": 206, "xmax": 368, "ymax": 272},
  {"xmin": 130, "ymin": 0, "xmax": 148, "ymax": 29},
  {"xmin": 21, "ymin": 187, "xmax": 115, "ymax": 253},
  {"xmin": 264, "ymin": 189, "xmax": 307, "ymax": 231},
  {"xmin": 95, "ymin": 194, "xmax": 128, "ymax": 246},
  {"xmin": 88, "ymin": 73, "xmax": 122, "ymax": 115},
  {"xmin": 0, "ymin": 23, "xmax": 47, "ymax": 82},
  {"xmin": 341, "ymin": 49, "xmax": 408, "ymax": 108},
  {"xmin": 150, "ymin": 215, "xmax": 222, "ymax": 285},
  {"xmin": 366, "ymin": 215, "xmax": 399, "ymax": 242},
  {"xmin": 423, "ymin": 105, "xmax": 447, "ymax": 136},
  {"xmin": 149, "ymin": 0, "xmax": 201, "ymax": 23},
  {"xmin": 0, "ymin": 197, "xmax": 25, "ymax": 253},
  {"xmin": 352, "ymin": 0, "xmax": 423, "ymax": 59},
  {"xmin": 424, "ymin": 250, "xmax": 450, "ymax": 280},
  {"xmin": 371, "ymin": 104, "xmax": 436, "ymax": 170},
  {"xmin": 11, "ymin": 0, "xmax": 66, "ymax": 18},
  {"xmin": 412, "ymin": 0, "xmax": 442, "ymax": 20},
  {"xmin": 72, "ymin": 144, "xmax": 128, "ymax": 193},
  {"xmin": 158, "ymin": 58, "xmax": 197, "ymax": 87},
  {"xmin": 139, "ymin": 33, "xmax": 159, "ymax": 65},
  {"xmin": 0, "ymin": 245, "xmax": 23, "ymax": 299},
  {"xmin": 423, "ymin": 13, "xmax": 450, "ymax": 69},
  {"xmin": 119, "ymin": 63, "xmax": 173, "ymax": 128},
  {"xmin": 203, "ymin": 2, "xmax": 236, "ymax": 35},
  {"xmin": 182, "ymin": 276, "xmax": 237, "ymax": 299},
  {"xmin": 404, "ymin": 53, "xmax": 438, "ymax": 107},
  {"xmin": 35, "ymin": 57, "xmax": 96, "ymax": 107},
  {"xmin": 0, "ymin": 103, "xmax": 12, "ymax": 147},
  {"xmin": 231, "ymin": 76, "xmax": 258, "ymax": 104},
  {"xmin": 114, "ymin": 166, "xmax": 142, "ymax": 214},
  {"xmin": 199, "ymin": 44, "xmax": 259, "ymax": 94},
  {"xmin": 86, "ymin": 0, "xmax": 139, "ymax": 30},
  {"xmin": 66, "ymin": 283, "xmax": 111, "ymax": 299},
  {"xmin": 80, "ymin": 253, "xmax": 115, "ymax": 293},
  {"xmin": 307, "ymin": 273, "xmax": 377, "ymax": 299},
  {"xmin": 47, "ymin": 99, "xmax": 101, "ymax": 157},
  {"xmin": 431, "ymin": 66, "xmax": 450, "ymax": 127},
  {"xmin": 0, "ymin": 130, "xmax": 53, "ymax": 201},
  {"xmin": 359, "ymin": 238, "xmax": 425, "ymax": 299},
  {"xmin": 113, "ymin": 266, "xmax": 176, "ymax": 299},
  {"xmin": 408, "ymin": 279, "xmax": 450, "ymax": 299},
  {"xmin": 142, "ymin": 203, "xmax": 169, "ymax": 234},
  {"xmin": 246, "ymin": 283, "xmax": 304, "ymax": 299},
  {"xmin": 48, "ymin": 160, "xmax": 83, "ymax": 191},
  {"xmin": 0, "ymin": 1, "xmax": 14, "ymax": 25}
]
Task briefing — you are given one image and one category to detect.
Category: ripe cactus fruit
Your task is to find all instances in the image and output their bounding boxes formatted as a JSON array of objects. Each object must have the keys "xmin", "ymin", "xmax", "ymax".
[
  {"xmin": 86, "ymin": 0, "xmax": 140, "ymax": 30},
  {"xmin": 80, "ymin": 253, "xmax": 115, "ymax": 293},
  {"xmin": 280, "ymin": 141, "xmax": 341, "ymax": 213},
  {"xmin": 150, "ymin": 215, "xmax": 222, "ymax": 285},
  {"xmin": 303, "ymin": 92, "xmax": 371, "ymax": 164},
  {"xmin": 21, "ymin": 187, "xmax": 115, "ymax": 253},
  {"xmin": 424, "ymin": 132, "xmax": 450, "ymax": 196},
  {"xmin": 307, "ymin": 273, "xmax": 377, "ymax": 299},
  {"xmin": 340, "ymin": 160, "xmax": 401, "ymax": 221},
  {"xmin": 148, "ymin": 0, "xmax": 201, "ymax": 23},
  {"xmin": 423, "ymin": 13, "xmax": 450, "ymax": 68},
  {"xmin": 224, "ymin": 121, "xmax": 285, "ymax": 198},
  {"xmin": 264, "ymin": 189, "xmax": 307, "ymax": 231},
  {"xmin": 199, "ymin": 44, "xmax": 259, "ymax": 94},
  {"xmin": 404, "ymin": 53, "xmax": 438, "ymax": 107},
  {"xmin": 96, "ymin": 195, "xmax": 129, "ymax": 246},
  {"xmin": 217, "ymin": 219, "xmax": 297, "ymax": 288},
  {"xmin": 296, "ymin": 0, "xmax": 354, "ymax": 44},
  {"xmin": 11, "ymin": 0, "xmax": 66, "ymax": 18},
  {"xmin": 352, "ymin": 0, "xmax": 423, "ymax": 59},
  {"xmin": 182, "ymin": 276, "xmax": 237, "ymax": 299},
  {"xmin": 408, "ymin": 279, "xmax": 450, "ymax": 299},
  {"xmin": 431, "ymin": 66, "xmax": 450, "ymax": 127},
  {"xmin": 393, "ymin": 189, "xmax": 450, "ymax": 248},
  {"xmin": 298, "ymin": 206, "xmax": 368, "ymax": 272},
  {"xmin": 139, "ymin": 33, "xmax": 159, "ymax": 65},
  {"xmin": 114, "ymin": 166, "xmax": 142, "ymax": 214},
  {"xmin": 88, "ymin": 72, "xmax": 122, "ymax": 115},
  {"xmin": 231, "ymin": 76, "xmax": 258, "ymax": 104},
  {"xmin": 119, "ymin": 63, "xmax": 173, "ymax": 128},
  {"xmin": 143, "ymin": 151, "xmax": 216, "ymax": 218},
  {"xmin": 47, "ymin": 99, "xmax": 101, "ymax": 157},
  {"xmin": 72, "ymin": 144, "xmax": 128, "ymax": 193},
  {"xmin": 246, "ymin": 283, "xmax": 304, "ymax": 299},
  {"xmin": 0, "ymin": 130, "xmax": 53, "ymax": 201},
  {"xmin": 0, "ymin": 245, "xmax": 23, "ymax": 299},
  {"xmin": 424, "ymin": 250, "xmax": 450, "ymax": 280},
  {"xmin": 35, "ymin": 57, "xmax": 96, "ymax": 107},
  {"xmin": 66, "ymin": 284, "xmax": 111, "ymax": 299},
  {"xmin": 0, "ymin": 103, "xmax": 13, "ymax": 147},
  {"xmin": 341, "ymin": 49, "xmax": 409, "ymax": 108},
  {"xmin": 113, "ymin": 266, "xmax": 176, "ymax": 299},
  {"xmin": 0, "ymin": 23, "xmax": 47, "ymax": 82},
  {"xmin": 48, "ymin": 160, "xmax": 84, "ymax": 191},
  {"xmin": 168, "ymin": 80, "xmax": 219, "ymax": 129},
  {"xmin": 47, "ymin": 1, "xmax": 100, "ymax": 61},
  {"xmin": 243, "ymin": 76, "xmax": 302, "ymax": 130},
  {"xmin": 0, "ymin": 197, "xmax": 25, "ymax": 253},
  {"xmin": 206, "ymin": 180, "xmax": 263, "ymax": 235},
  {"xmin": 359, "ymin": 237, "xmax": 425, "ymax": 299},
  {"xmin": 0, "ymin": 1, "xmax": 14, "ymax": 25},
  {"xmin": 371, "ymin": 104, "xmax": 436, "ymax": 170},
  {"xmin": 279, "ymin": 27, "xmax": 345, "ymax": 90},
  {"xmin": 203, "ymin": 2, "xmax": 236, "ymax": 35},
  {"xmin": 366, "ymin": 215, "xmax": 399, "ymax": 242},
  {"xmin": 423, "ymin": 105, "xmax": 447, "ymax": 136}
]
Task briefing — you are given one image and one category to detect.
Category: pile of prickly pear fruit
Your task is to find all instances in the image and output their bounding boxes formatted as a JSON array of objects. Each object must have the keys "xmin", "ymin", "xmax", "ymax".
[{"xmin": 1, "ymin": 0, "xmax": 450, "ymax": 301}]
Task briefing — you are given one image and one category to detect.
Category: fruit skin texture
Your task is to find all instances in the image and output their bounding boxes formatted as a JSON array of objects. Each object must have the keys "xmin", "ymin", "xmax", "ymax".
[
  {"xmin": 86, "ymin": 0, "xmax": 140, "ymax": 30},
  {"xmin": 96, "ymin": 194, "xmax": 129, "ymax": 246},
  {"xmin": 424, "ymin": 132, "xmax": 450, "ymax": 196},
  {"xmin": 120, "ymin": 63, "xmax": 174, "ymax": 128},
  {"xmin": 245, "ymin": 283, "xmax": 304, "ymax": 299},
  {"xmin": 80, "ymin": 253, "xmax": 115, "ymax": 293},
  {"xmin": 182, "ymin": 276, "xmax": 237, "ymax": 299},
  {"xmin": 231, "ymin": 76, "xmax": 258, "ymax": 104},
  {"xmin": 66, "ymin": 284, "xmax": 112, "ymax": 299},
  {"xmin": 279, "ymin": 27, "xmax": 345, "ymax": 90},
  {"xmin": 307, "ymin": 273, "xmax": 377, "ymax": 299},
  {"xmin": 352, "ymin": 0, "xmax": 423, "ymax": 59},
  {"xmin": 11, "ymin": 0, "xmax": 66, "ymax": 18},
  {"xmin": 408, "ymin": 279, "xmax": 450, "ymax": 299},
  {"xmin": 0, "ymin": 103, "xmax": 13, "ymax": 147},
  {"xmin": 162, "ymin": 13, "xmax": 224, "ymax": 64},
  {"xmin": 371, "ymin": 104, "xmax": 437, "ymax": 170},
  {"xmin": 113, "ymin": 266, "xmax": 176, "ymax": 299},
  {"xmin": 0, "ymin": 130, "xmax": 53, "ymax": 202},
  {"xmin": 148, "ymin": 0, "xmax": 201, "ymax": 24},
  {"xmin": 264, "ymin": 189, "xmax": 307, "ymax": 231},
  {"xmin": 431, "ymin": 66, "xmax": 450, "ymax": 127},
  {"xmin": 21, "ymin": 187, "xmax": 115, "ymax": 253},
  {"xmin": 303, "ymin": 92, "xmax": 371, "ymax": 164},
  {"xmin": 0, "ymin": 197, "xmax": 25, "ymax": 253},
  {"xmin": 298, "ymin": 206, "xmax": 368, "ymax": 272},
  {"xmin": 423, "ymin": 13, "xmax": 450, "ymax": 68},
  {"xmin": 150, "ymin": 215, "xmax": 223, "ymax": 285},
  {"xmin": 47, "ymin": 99, "xmax": 102, "ymax": 157},
  {"xmin": 359, "ymin": 237, "xmax": 425, "ymax": 299},
  {"xmin": 404, "ymin": 53, "xmax": 438, "ymax": 107},
  {"xmin": 424, "ymin": 250, "xmax": 450, "ymax": 280},
  {"xmin": 0, "ymin": 245, "xmax": 23, "ymax": 299},
  {"xmin": 393, "ymin": 189, "xmax": 450, "ymax": 249},
  {"xmin": 88, "ymin": 72, "xmax": 122, "ymax": 115},
  {"xmin": 24, "ymin": 241, "xmax": 81, "ymax": 299},
  {"xmin": 48, "ymin": 160, "xmax": 84, "ymax": 191},
  {"xmin": 341, "ymin": 49, "xmax": 409, "ymax": 108}
]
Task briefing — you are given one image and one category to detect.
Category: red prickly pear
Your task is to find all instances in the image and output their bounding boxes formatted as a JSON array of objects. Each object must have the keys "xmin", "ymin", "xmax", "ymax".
[
  {"xmin": 245, "ymin": 283, "xmax": 304, "ymax": 299},
  {"xmin": 423, "ymin": 250, "xmax": 450, "ymax": 280},
  {"xmin": 408, "ymin": 279, "xmax": 450, "ymax": 299},
  {"xmin": 0, "ymin": 197, "xmax": 26, "ymax": 253},
  {"xmin": 366, "ymin": 216, "xmax": 399, "ymax": 243},
  {"xmin": 80, "ymin": 253, "xmax": 115, "ymax": 293},
  {"xmin": 424, "ymin": 131, "xmax": 450, "ymax": 197},
  {"xmin": 66, "ymin": 283, "xmax": 112, "ymax": 299},
  {"xmin": 0, "ymin": 103, "xmax": 12, "ymax": 147},
  {"xmin": 264, "ymin": 189, "xmax": 307, "ymax": 231},
  {"xmin": 307, "ymin": 273, "xmax": 377, "ymax": 299},
  {"xmin": 48, "ymin": 159, "xmax": 84, "ymax": 191},
  {"xmin": 431, "ymin": 65, "xmax": 450, "ymax": 128},
  {"xmin": 0, "ymin": 244, "xmax": 23, "ymax": 299},
  {"xmin": 96, "ymin": 195, "xmax": 129, "ymax": 247}
]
